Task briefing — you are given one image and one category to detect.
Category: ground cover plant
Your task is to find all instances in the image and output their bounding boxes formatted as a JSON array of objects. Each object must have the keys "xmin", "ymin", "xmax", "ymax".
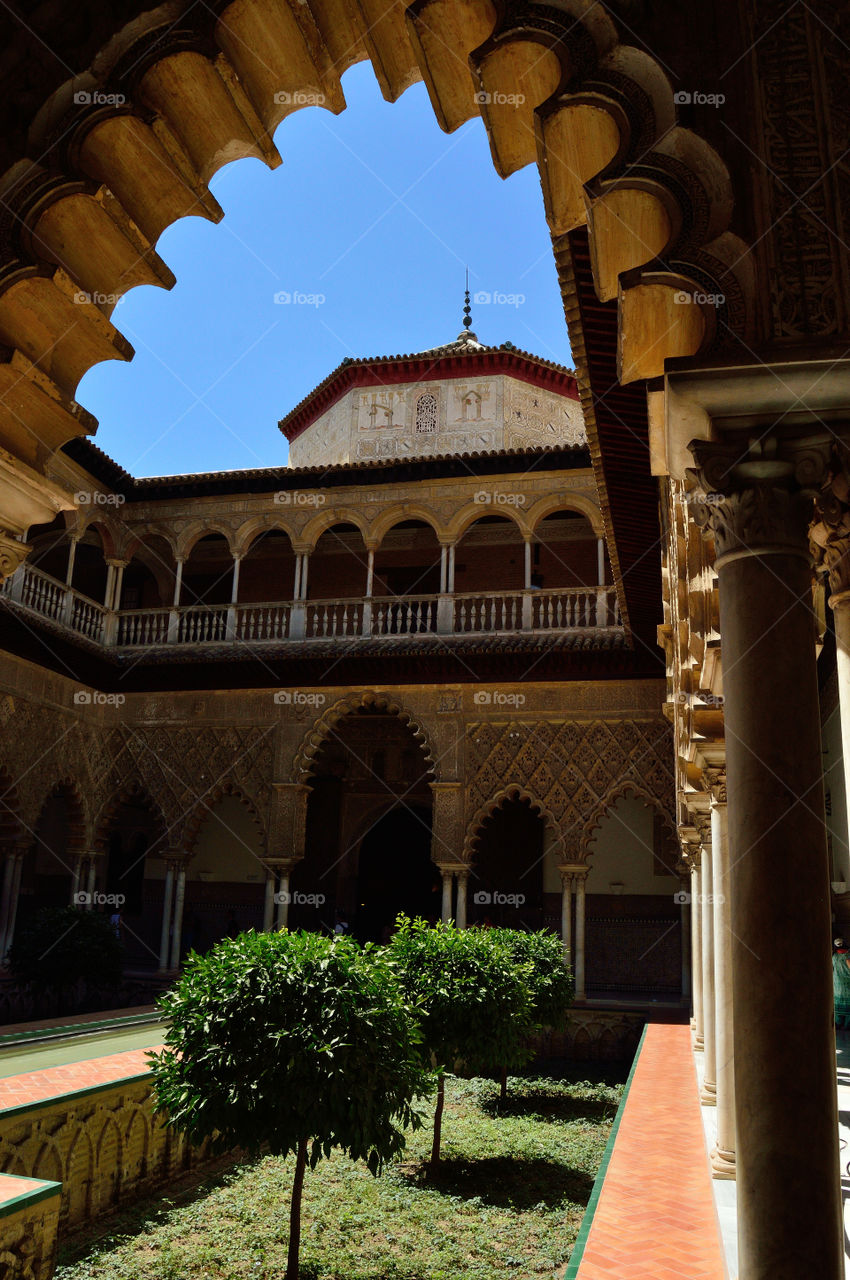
[{"xmin": 56, "ymin": 1065, "xmax": 625, "ymax": 1280}]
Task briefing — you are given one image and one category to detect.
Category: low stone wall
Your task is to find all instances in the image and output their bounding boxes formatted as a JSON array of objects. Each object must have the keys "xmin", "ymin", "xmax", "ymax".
[
  {"xmin": 0, "ymin": 1174, "xmax": 61, "ymax": 1279},
  {"xmin": 532, "ymin": 1009, "xmax": 648, "ymax": 1062},
  {"xmin": 0, "ymin": 1069, "xmax": 213, "ymax": 1244}
]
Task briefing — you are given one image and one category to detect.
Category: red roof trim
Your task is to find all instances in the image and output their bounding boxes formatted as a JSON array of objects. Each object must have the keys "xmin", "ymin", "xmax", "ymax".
[{"xmin": 279, "ymin": 352, "xmax": 580, "ymax": 443}]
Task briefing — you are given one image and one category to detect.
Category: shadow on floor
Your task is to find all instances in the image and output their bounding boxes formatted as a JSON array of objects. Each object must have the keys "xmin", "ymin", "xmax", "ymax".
[{"xmin": 394, "ymin": 1154, "xmax": 595, "ymax": 1209}]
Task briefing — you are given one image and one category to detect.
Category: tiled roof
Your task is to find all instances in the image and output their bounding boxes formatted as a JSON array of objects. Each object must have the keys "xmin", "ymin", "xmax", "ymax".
[{"xmin": 61, "ymin": 437, "xmax": 591, "ymax": 498}]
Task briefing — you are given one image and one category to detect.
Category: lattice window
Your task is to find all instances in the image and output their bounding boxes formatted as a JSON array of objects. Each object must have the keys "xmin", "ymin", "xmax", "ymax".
[{"xmin": 415, "ymin": 393, "xmax": 438, "ymax": 433}]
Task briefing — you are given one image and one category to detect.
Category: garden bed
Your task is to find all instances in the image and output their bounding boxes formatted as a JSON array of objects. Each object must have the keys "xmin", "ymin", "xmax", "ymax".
[{"xmin": 55, "ymin": 1064, "xmax": 626, "ymax": 1280}]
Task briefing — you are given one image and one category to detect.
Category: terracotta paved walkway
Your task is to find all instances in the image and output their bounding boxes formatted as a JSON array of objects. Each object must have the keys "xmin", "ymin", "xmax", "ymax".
[
  {"xmin": 573, "ymin": 1022, "xmax": 727, "ymax": 1280},
  {"xmin": 0, "ymin": 1044, "xmax": 161, "ymax": 1113}
]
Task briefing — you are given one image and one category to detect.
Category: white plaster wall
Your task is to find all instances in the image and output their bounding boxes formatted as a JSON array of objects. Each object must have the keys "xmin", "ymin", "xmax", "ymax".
[
  {"xmin": 287, "ymin": 372, "xmax": 586, "ymax": 468},
  {"xmin": 188, "ymin": 797, "xmax": 265, "ymax": 883},
  {"xmin": 586, "ymin": 797, "xmax": 679, "ymax": 895}
]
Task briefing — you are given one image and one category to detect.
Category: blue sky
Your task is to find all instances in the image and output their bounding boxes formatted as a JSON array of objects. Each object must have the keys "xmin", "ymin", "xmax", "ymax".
[{"xmin": 77, "ymin": 62, "xmax": 573, "ymax": 478}]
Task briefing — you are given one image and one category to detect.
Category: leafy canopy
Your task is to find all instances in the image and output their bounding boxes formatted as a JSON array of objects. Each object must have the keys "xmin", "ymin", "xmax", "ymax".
[
  {"xmin": 386, "ymin": 916, "xmax": 536, "ymax": 1074},
  {"xmin": 490, "ymin": 927, "xmax": 574, "ymax": 1028},
  {"xmin": 149, "ymin": 929, "xmax": 431, "ymax": 1174}
]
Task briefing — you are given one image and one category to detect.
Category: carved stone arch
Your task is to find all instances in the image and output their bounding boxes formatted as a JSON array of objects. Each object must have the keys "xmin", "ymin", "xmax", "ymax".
[
  {"xmin": 445, "ymin": 501, "xmax": 529, "ymax": 543},
  {"xmin": 0, "ymin": 0, "xmax": 764, "ymax": 562},
  {"xmin": 122, "ymin": 1105, "xmax": 150, "ymax": 1190},
  {"xmin": 32, "ymin": 1139, "xmax": 63, "ymax": 1186},
  {"xmin": 63, "ymin": 1127, "xmax": 94, "ymax": 1226},
  {"xmin": 526, "ymin": 493, "xmax": 603, "ymax": 538},
  {"xmin": 183, "ymin": 779, "xmax": 268, "ymax": 857},
  {"xmin": 233, "ymin": 515, "xmax": 297, "ymax": 559},
  {"xmin": 299, "ymin": 507, "xmax": 372, "ymax": 552},
  {"xmin": 93, "ymin": 1113, "xmax": 122, "ymax": 1210},
  {"xmin": 177, "ymin": 521, "xmax": 237, "ymax": 560},
  {"xmin": 93, "ymin": 781, "xmax": 168, "ymax": 857},
  {"xmin": 582, "ymin": 776, "xmax": 677, "ymax": 859},
  {"xmin": 291, "ymin": 690, "xmax": 438, "ymax": 784},
  {"xmin": 125, "ymin": 524, "xmax": 179, "ymax": 562},
  {"xmin": 370, "ymin": 504, "xmax": 445, "ymax": 548},
  {"xmin": 462, "ymin": 784, "xmax": 560, "ymax": 865},
  {"xmin": 77, "ymin": 517, "xmax": 118, "ymax": 560},
  {"xmin": 0, "ymin": 1146, "xmax": 26, "ymax": 1176},
  {"xmin": 33, "ymin": 776, "xmax": 90, "ymax": 852}
]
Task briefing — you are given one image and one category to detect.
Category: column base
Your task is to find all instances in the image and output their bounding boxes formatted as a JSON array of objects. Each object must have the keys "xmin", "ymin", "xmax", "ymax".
[
  {"xmin": 710, "ymin": 1145, "xmax": 736, "ymax": 1179},
  {"xmin": 700, "ymin": 1080, "xmax": 717, "ymax": 1105},
  {"xmin": 694, "ymin": 1033, "xmax": 704, "ymax": 1050},
  {"xmin": 689, "ymin": 1017, "xmax": 696, "ymax": 1031}
]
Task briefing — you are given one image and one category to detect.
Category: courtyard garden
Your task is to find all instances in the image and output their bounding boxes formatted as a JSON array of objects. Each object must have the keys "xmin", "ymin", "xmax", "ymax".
[
  {"xmin": 54, "ymin": 920, "xmax": 626, "ymax": 1280},
  {"xmin": 54, "ymin": 1067, "xmax": 623, "ymax": 1280}
]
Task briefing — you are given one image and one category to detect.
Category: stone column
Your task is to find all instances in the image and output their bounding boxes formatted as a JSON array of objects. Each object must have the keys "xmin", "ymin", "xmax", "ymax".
[
  {"xmin": 85, "ymin": 855, "xmax": 98, "ymax": 906},
  {"xmin": 691, "ymin": 434, "xmax": 842, "ymax": 1279},
  {"xmin": 276, "ymin": 866, "xmax": 291, "ymax": 929},
  {"xmin": 169, "ymin": 862, "xmax": 187, "ymax": 970},
  {"xmin": 705, "ymin": 767, "xmax": 736, "ymax": 1178},
  {"xmin": 158, "ymin": 860, "xmax": 175, "ymax": 971},
  {"xmin": 456, "ymin": 869, "xmax": 468, "ymax": 928},
  {"xmin": 573, "ymin": 868, "xmax": 587, "ymax": 1002},
  {"xmin": 687, "ymin": 840, "xmax": 704, "ymax": 1047},
  {"xmin": 0, "ymin": 849, "xmax": 23, "ymax": 962},
  {"xmin": 812, "ymin": 485, "xmax": 850, "ymax": 898},
  {"xmin": 440, "ymin": 868, "xmax": 453, "ymax": 922},
  {"xmin": 69, "ymin": 853, "xmax": 84, "ymax": 905},
  {"xmin": 679, "ymin": 875, "xmax": 692, "ymax": 1002},
  {"xmin": 558, "ymin": 868, "xmax": 573, "ymax": 956},
  {"xmin": 696, "ymin": 810, "xmax": 716, "ymax": 1104},
  {"xmin": 263, "ymin": 870, "xmax": 276, "ymax": 931}
]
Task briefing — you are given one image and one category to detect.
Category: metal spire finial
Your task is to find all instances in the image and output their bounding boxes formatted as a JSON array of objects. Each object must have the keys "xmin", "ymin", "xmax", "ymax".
[{"xmin": 463, "ymin": 268, "xmax": 472, "ymax": 332}]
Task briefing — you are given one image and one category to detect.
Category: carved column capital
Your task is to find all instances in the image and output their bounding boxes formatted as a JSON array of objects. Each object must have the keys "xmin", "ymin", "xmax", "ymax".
[
  {"xmin": 688, "ymin": 433, "xmax": 831, "ymax": 566},
  {"xmin": 702, "ymin": 765, "xmax": 727, "ymax": 804}
]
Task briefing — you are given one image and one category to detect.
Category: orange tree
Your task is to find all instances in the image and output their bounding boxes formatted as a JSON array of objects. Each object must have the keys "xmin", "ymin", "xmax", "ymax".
[
  {"xmin": 491, "ymin": 927, "xmax": 574, "ymax": 1100},
  {"xmin": 386, "ymin": 916, "xmax": 535, "ymax": 1169},
  {"xmin": 148, "ymin": 929, "xmax": 431, "ymax": 1280}
]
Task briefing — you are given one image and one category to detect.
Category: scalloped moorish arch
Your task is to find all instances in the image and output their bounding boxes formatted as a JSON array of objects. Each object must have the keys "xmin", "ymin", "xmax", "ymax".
[
  {"xmin": 183, "ymin": 780, "xmax": 268, "ymax": 857},
  {"xmin": 93, "ymin": 781, "xmax": 168, "ymax": 856},
  {"xmin": 33, "ymin": 778, "xmax": 89, "ymax": 852},
  {"xmin": 462, "ymin": 784, "xmax": 560, "ymax": 866},
  {"xmin": 0, "ymin": 0, "xmax": 757, "ymax": 579},
  {"xmin": 581, "ymin": 777, "xmax": 677, "ymax": 861},
  {"xmin": 291, "ymin": 690, "xmax": 438, "ymax": 783}
]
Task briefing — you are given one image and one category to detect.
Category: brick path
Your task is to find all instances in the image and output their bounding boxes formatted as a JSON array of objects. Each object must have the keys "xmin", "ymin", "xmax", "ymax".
[{"xmin": 574, "ymin": 1022, "xmax": 727, "ymax": 1279}]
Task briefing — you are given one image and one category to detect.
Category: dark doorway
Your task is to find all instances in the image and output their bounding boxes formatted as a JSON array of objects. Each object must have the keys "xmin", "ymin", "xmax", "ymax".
[
  {"xmin": 469, "ymin": 798, "xmax": 545, "ymax": 929},
  {"xmin": 355, "ymin": 805, "xmax": 439, "ymax": 943}
]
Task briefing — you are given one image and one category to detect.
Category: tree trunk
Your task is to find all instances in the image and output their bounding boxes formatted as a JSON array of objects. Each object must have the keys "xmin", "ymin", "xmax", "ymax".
[
  {"xmin": 500, "ymin": 1065, "xmax": 508, "ymax": 1104},
  {"xmin": 431, "ymin": 1071, "xmax": 445, "ymax": 1171},
  {"xmin": 286, "ymin": 1138, "xmax": 309, "ymax": 1280}
]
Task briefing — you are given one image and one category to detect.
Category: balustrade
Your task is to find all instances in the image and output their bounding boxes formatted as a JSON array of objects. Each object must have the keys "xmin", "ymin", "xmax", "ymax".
[{"xmin": 2, "ymin": 565, "xmax": 623, "ymax": 651}]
